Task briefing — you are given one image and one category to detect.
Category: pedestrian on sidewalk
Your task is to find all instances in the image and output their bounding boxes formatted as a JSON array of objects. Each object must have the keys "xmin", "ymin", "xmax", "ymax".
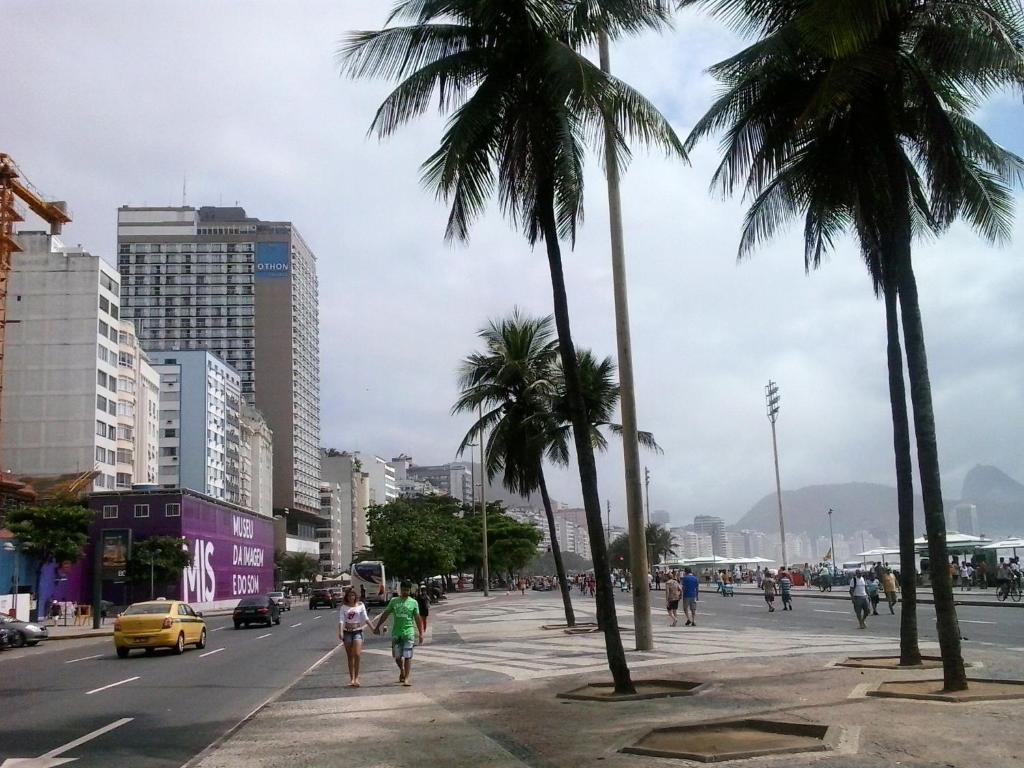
[
  {"xmin": 373, "ymin": 580, "xmax": 424, "ymax": 687},
  {"xmin": 415, "ymin": 584, "xmax": 430, "ymax": 632},
  {"xmin": 961, "ymin": 562, "xmax": 973, "ymax": 591},
  {"xmin": 682, "ymin": 567, "xmax": 700, "ymax": 626},
  {"xmin": 778, "ymin": 569, "xmax": 793, "ymax": 611},
  {"xmin": 664, "ymin": 572, "xmax": 682, "ymax": 626},
  {"xmin": 339, "ymin": 589, "xmax": 370, "ymax": 688},
  {"xmin": 881, "ymin": 568, "xmax": 898, "ymax": 613},
  {"xmin": 866, "ymin": 574, "xmax": 881, "ymax": 615},
  {"xmin": 762, "ymin": 571, "xmax": 778, "ymax": 612},
  {"xmin": 850, "ymin": 570, "xmax": 870, "ymax": 629},
  {"xmin": 654, "ymin": 571, "xmax": 662, "ymax": 591}
]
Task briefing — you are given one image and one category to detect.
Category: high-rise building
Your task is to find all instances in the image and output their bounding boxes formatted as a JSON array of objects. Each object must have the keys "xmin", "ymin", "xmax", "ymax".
[
  {"xmin": 693, "ymin": 515, "xmax": 726, "ymax": 556},
  {"xmin": 0, "ymin": 233, "xmax": 125, "ymax": 491},
  {"xmin": 149, "ymin": 350, "xmax": 242, "ymax": 505},
  {"xmin": 405, "ymin": 461, "xmax": 473, "ymax": 504},
  {"xmin": 115, "ymin": 320, "xmax": 160, "ymax": 489},
  {"xmin": 952, "ymin": 503, "xmax": 980, "ymax": 536},
  {"xmin": 116, "ymin": 206, "xmax": 320, "ymax": 514},
  {"xmin": 361, "ymin": 455, "xmax": 398, "ymax": 507},
  {"xmin": 319, "ymin": 481, "xmax": 351, "ymax": 574},
  {"xmin": 240, "ymin": 404, "xmax": 273, "ymax": 518}
]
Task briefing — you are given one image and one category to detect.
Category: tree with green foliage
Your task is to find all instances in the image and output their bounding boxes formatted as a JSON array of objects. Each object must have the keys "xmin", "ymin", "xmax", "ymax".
[
  {"xmin": 7, "ymin": 497, "xmax": 91, "ymax": 604},
  {"xmin": 461, "ymin": 505, "xmax": 542, "ymax": 582},
  {"xmin": 367, "ymin": 496, "xmax": 466, "ymax": 582},
  {"xmin": 683, "ymin": 0, "xmax": 1024, "ymax": 690},
  {"xmin": 277, "ymin": 552, "xmax": 320, "ymax": 587},
  {"xmin": 454, "ymin": 310, "xmax": 577, "ymax": 625},
  {"xmin": 127, "ymin": 536, "xmax": 193, "ymax": 601},
  {"xmin": 341, "ymin": 0, "xmax": 682, "ymax": 695},
  {"xmin": 608, "ymin": 533, "xmax": 631, "ymax": 570}
]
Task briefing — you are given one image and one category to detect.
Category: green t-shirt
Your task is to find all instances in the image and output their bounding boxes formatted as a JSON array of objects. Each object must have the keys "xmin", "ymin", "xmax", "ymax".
[{"xmin": 386, "ymin": 596, "xmax": 420, "ymax": 641}]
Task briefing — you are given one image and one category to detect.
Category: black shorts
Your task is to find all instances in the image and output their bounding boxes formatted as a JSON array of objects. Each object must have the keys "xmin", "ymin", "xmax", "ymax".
[
  {"xmin": 667, "ymin": 599, "xmax": 680, "ymax": 611},
  {"xmin": 764, "ymin": 594, "xmax": 775, "ymax": 603}
]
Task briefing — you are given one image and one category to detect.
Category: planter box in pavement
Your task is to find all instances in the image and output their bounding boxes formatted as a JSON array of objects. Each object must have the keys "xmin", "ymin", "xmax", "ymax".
[
  {"xmin": 622, "ymin": 719, "xmax": 840, "ymax": 762},
  {"xmin": 868, "ymin": 678, "xmax": 1024, "ymax": 702},
  {"xmin": 558, "ymin": 679, "xmax": 707, "ymax": 702},
  {"xmin": 836, "ymin": 655, "xmax": 946, "ymax": 670}
]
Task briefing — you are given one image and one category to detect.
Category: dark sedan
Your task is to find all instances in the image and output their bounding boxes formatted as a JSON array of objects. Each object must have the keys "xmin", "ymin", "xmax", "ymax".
[
  {"xmin": 308, "ymin": 588, "xmax": 336, "ymax": 610},
  {"xmin": 0, "ymin": 614, "xmax": 49, "ymax": 647},
  {"xmin": 232, "ymin": 596, "xmax": 281, "ymax": 629}
]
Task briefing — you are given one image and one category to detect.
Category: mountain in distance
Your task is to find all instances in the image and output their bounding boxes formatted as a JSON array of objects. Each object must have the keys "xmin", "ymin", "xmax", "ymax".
[
  {"xmin": 732, "ymin": 482, "xmax": 932, "ymax": 539},
  {"xmin": 961, "ymin": 465, "xmax": 1024, "ymax": 536},
  {"xmin": 732, "ymin": 466, "xmax": 1024, "ymax": 539}
]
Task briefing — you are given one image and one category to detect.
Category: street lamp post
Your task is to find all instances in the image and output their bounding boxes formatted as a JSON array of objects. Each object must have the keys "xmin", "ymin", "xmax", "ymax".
[
  {"xmin": 478, "ymin": 403, "xmax": 489, "ymax": 597},
  {"xmin": 827, "ymin": 508, "xmax": 837, "ymax": 576},
  {"xmin": 766, "ymin": 380, "xmax": 787, "ymax": 567},
  {"xmin": 3, "ymin": 541, "xmax": 18, "ymax": 618}
]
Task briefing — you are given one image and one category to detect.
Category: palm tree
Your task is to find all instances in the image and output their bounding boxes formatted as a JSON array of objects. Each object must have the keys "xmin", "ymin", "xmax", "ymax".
[
  {"xmin": 341, "ymin": 0, "xmax": 684, "ymax": 694},
  {"xmin": 453, "ymin": 310, "xmax": 577, "ymax": 628},
  {"xmin": 646, "ymin": 523, "xmax": 675, "ymax": 564},
  {"xmin": 682, "ymin": 0, "xmax": 1024, "ymax": 690},
  {"xmin": 548, "ymin": 349, "xmax": 662, "ymax": 464}
]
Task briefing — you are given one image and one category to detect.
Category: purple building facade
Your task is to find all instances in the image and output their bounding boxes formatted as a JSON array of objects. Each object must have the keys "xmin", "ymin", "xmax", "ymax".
[{"xmin": 80, "ymin": 489, "xmax": 274, "ymax": 611}]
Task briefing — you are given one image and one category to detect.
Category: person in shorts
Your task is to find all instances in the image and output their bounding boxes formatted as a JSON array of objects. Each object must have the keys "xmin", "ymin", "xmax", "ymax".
[
  {"xmin": 681, "ymin": 567, "xmax": 700, "ymax": 626},
  {"xmin": 664, "ymin": 572, "xmax": 682, "ymax": 626},
  {"xmin": 373, "ymin": 580, "xmax": 424, "ymax": 686},
  {"xmin": 762, "ymin": 571, "xmax": 778, "ymax": 612},
  {"xmin": 778, "ymin": 568, "xmax": 793, "ymax": 611},
  {"xmin": 338, "ymin": 588, "xmax": 370, "ymax": 687}
]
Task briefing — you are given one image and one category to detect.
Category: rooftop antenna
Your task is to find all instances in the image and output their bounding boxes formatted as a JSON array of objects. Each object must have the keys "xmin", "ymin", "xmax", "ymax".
[{"xmin": 182, "ymin": 173, "xmax": 188, "ymax": 206}]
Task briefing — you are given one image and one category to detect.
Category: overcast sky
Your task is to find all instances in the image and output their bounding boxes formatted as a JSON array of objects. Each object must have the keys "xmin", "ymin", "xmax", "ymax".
[{"xmin": 7, "ymin": 2, "xmax": 1023, "ymax": 526}]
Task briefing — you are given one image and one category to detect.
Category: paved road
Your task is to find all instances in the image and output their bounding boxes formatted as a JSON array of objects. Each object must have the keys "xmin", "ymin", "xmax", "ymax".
[
  {"xmin": 613, "ymin": 584, "xmax": 1024, "ymax": 649},
  {"xmin": 4, "ymin": 587, "xmax": 1020, "ymax": 767},
  {"xmin": 0, "ymin": 604, "xmax": 351, "ymax": 768}
]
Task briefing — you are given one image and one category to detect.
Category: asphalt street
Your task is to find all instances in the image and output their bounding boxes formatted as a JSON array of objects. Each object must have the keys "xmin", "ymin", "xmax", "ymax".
[
  {"xmin": 0, "ymin": 603, "xmax": 355, "ymax": 768},
  {"xmin": 606, "ymin": 583, "xmax": 1024, "ymax": 649},
  {"xmin": 2, "ymin": 587, "xmax": 1021, "ymax": 768}
]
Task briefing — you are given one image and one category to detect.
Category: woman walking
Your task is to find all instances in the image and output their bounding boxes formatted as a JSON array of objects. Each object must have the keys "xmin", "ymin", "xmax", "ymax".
[{"xmin": 339, "ymin": 588, "xmax": 370, "ymax": 687}]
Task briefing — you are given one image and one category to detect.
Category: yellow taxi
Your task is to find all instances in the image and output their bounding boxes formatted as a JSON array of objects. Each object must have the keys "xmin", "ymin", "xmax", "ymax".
[{"xmin": 113, "ymin": 599, "xmax": 207, "ymax": 658}]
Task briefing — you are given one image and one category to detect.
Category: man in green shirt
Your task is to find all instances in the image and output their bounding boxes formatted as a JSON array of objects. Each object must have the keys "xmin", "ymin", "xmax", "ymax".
[{"xmin": 373, "ymin": 580, "xmax": 424, "ymax": 686}]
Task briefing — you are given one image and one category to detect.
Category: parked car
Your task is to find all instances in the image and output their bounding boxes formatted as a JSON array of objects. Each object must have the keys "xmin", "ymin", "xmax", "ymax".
[
  {"xmin": 308, "ymin": 588, "xmax": 336, "ymax": 610},
  {"xmin": 267, "ymin": 591, "xmax": 291, "ymax": 611},
  {"xmin": 113, "ymin": 599, "xmax": 206, "ymax": 658},
  {"xmin": 0, "ymin": 614, "xmax": 49, "ymax": 647},
  {"xmin": 233, "ymin": 595, "xmax": 281, "ymax": 628}
]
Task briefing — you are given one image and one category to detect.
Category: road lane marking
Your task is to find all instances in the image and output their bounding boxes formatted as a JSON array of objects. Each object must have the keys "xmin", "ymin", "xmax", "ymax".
[
  {"xmin": 815, "ymin": 610, "xmax": 850, "ymax": 615},
  {"xmin": 86, "ymin": 676, "xmax": 140, "ymax": 695},
  {"xmin": 211, "ymin": 626, "xmax": 227, "ymax": 632},
  {"xmin": 199, "ymin": 648, "xmax": 225, "ymax": 658},
  {"xmin": 312, "ymin": 615, "xmax": 323, "ymax": 620},
  {"xmin": 290, "ymin": 622, "xmax": 302, "ymax": 628},
  {"xmin": 39, "ymin": 716, "xmax": 133, "ymax": 758},
  {"xmin": 65, "ymin": 654, "xmax": 103, "ymax": 664},
  {"xmin": 959, "ymin": 619, "xmax": 996, "ymax": 625},
  {"xmin": 256, "ymin": 633, "xmax": 271, "ymax": 639}
]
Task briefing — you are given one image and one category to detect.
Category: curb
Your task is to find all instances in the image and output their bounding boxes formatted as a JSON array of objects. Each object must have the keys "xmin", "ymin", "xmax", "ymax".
[
  {"xmin": 180, "ymin": 641, "xmax": 346, "ymax": 768},
  {"xmin": 46, "ymin": 631, "xmax": 114, "ymax": 640}
]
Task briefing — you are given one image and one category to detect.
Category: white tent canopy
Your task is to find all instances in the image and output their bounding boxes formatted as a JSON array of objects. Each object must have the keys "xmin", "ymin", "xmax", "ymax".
[
  {"xmin": 983, "ymin": 538, "xmax": 1024, "ymax": 551},
  {"xmin": 914, "ymin": 532, "xmax": 990, "ymax": 550},
  {"xmin": 855, "ymin": 547, "xmax": 901, "ymax": 558}
]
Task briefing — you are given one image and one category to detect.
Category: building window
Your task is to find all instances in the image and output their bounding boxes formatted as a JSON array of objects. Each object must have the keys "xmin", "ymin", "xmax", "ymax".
[
  {"xmin": 97, "ymin": 395, "xmax": 108, "ymax": 412},
  {"xmin": 116, "ymin": 473, "xmax": 132, "ymax": 489},
  {"xmin": 102, "ymin": 505, "xmax": 118, "ymax": 519},
  {"xmin": 165, "ymin": 503, "xmax": 180, "ymax": 518},
  {"xmin": 133, "ymin": 504, "xmax": 149, "ymax": 518}
]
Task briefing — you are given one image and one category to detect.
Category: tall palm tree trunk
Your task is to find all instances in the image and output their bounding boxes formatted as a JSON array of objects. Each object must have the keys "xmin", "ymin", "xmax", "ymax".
[
  {"xmin": 538, "ymin": 183, "xmax": 634, "ymax": 695},
  {"xmin": 884, "ymin": 281, "xmax": 921, "ymax": 666},
  {"xmin": 538, "ymin": 466, "xmax": 576, "ymax": 627},
  {"xmin": 895, "ymin": 251, "xmax": 967, "ymax": 691}
]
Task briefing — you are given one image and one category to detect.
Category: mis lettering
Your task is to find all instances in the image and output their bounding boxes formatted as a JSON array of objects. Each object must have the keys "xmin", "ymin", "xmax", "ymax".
[{"xmin": 182, "ymin": 539, "xmax": 216, "ymax": 603}]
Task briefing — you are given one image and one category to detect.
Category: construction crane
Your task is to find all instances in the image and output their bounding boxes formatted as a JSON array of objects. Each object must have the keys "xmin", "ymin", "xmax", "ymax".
[{"xmin": 0, "ymin": 154, "xmax": 72, "ymax": 465}]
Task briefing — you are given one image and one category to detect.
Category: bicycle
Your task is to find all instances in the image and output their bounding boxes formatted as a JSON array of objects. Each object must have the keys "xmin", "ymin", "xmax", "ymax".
[{"xmin": 996, "ymin": 579, "xmax": 1022, "ymax": 603}]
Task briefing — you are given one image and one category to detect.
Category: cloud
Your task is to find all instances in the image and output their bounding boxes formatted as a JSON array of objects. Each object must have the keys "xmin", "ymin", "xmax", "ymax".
[{"xmin": 6, "ymin": 1, "xmax": 1023, "ymax": 530}]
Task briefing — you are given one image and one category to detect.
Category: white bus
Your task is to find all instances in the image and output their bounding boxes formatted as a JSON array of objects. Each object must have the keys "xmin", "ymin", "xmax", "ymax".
[{"xmin": 350, "ymin": 561, "xmax": 389, "ymax": 605}]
